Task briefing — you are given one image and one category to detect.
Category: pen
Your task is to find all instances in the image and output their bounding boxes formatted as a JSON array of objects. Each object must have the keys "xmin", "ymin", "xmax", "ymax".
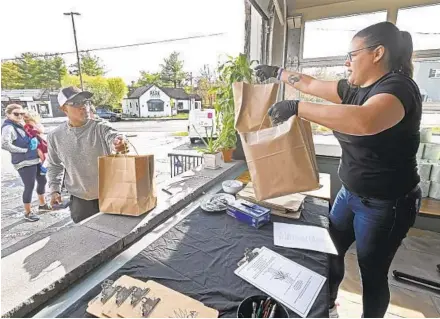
[
  {"xmin": 252, "ymin": 302, "xmax": 257, "ymax": 318},
  {"xmin": 257, "ymin": 300, "xmax": 264, "ymax": 317},
  {"xmin": 269, "ymin": 304, "xmax": 277, "ymax": 318},
  {"xmin": 262, "ymin": 301, "xmax": 271, "ymax": 318}
]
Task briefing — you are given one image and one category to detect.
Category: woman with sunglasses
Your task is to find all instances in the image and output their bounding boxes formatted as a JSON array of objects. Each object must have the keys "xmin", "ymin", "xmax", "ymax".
[
  {"xmin": 1, "ymin": 104, "xmax": 52, "ymax": 222},
  {"xmin": 255, "ymin": 21, "xmax": 422, "ymax": 318}
]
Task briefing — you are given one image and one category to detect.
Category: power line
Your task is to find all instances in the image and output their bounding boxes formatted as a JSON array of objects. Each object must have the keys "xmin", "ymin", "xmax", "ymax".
[{"xmin": 1, "ymin": 33, "xmax": 225, "ymax": 62}]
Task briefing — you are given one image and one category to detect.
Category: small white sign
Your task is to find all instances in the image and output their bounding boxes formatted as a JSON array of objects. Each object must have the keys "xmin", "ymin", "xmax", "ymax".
[{"xmin": 273, "ymin": 223, "xmax": 338, "ymax": 255}]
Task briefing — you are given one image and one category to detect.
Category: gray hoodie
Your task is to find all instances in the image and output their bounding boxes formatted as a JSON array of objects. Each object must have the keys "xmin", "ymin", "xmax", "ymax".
[{"xmin": 47, "ymin": 119, "xmax": 122, "ymax": 200}]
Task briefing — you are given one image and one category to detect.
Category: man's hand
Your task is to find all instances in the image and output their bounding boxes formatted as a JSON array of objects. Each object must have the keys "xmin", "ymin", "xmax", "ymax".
[
  {"xmin": 255, "ymin": 65, "xmax": 280, "ymax": 81},
  {"xmin": 51, "ymin": 192, "xmax": 62, "ymax": 206},
  {"xmin": 268, "ymin": 100, "xmax": 300, "ymax": 125},
  {"xmin": 113, "ymin": 136, "xmax": 129, "ymax": 154}
]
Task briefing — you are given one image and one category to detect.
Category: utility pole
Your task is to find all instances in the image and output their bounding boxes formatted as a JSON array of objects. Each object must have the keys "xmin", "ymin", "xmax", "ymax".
[{"xmin": 64, "ymin": 12, "xmax": 84, "ymax": 90}]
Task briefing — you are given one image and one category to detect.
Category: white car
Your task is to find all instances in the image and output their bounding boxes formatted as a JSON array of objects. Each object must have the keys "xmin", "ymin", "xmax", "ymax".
[{"xmin": 188, "ymin": 109, "xmax": 217, "ymax": 144}]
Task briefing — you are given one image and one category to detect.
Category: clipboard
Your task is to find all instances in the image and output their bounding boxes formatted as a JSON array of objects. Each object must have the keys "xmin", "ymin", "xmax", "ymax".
[{"xmin": 234, "ymin": 246, "xmax": 326, "ymax": 318}]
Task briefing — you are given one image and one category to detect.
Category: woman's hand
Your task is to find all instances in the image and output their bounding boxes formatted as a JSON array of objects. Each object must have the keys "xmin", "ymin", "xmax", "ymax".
[
  {"xmin": 268, "ymin": 100, "xmax": 300, "ymax": 125},
  {"xmin": 255, "ymin": 65, "xmax": 280, "ymax": 81}
]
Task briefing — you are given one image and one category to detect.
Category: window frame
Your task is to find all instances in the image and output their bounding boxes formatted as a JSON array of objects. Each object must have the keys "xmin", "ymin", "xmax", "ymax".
[{"xmin": 296, "ymin": 5, "xmax": 440, "ymax": 106}]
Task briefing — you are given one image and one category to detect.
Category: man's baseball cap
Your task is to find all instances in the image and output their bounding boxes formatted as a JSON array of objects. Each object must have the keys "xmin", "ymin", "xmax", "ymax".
[{"xmin": 58, "ymin": 86, "xmax": 93, "ymax": 107}]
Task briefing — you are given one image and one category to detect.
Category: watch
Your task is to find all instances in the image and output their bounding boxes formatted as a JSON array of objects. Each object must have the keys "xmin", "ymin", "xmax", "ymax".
[{"xmin": 287, "ymin": 74, "xmax": 301, "ymax": 85}]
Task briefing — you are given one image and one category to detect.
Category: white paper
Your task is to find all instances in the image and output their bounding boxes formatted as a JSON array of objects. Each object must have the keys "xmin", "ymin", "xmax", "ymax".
[
  {"xmin": 234, "ymin": 247, "xmax": 326, "ymax": 318},
  {"xmin": 273, "ymin": 223, "xmax": 338, "ymax": 255}
]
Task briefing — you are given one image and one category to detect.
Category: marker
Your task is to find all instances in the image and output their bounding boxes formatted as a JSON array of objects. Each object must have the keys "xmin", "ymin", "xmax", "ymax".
[
  {"xmin": 257, "ymin": 300, "xmax": 264, "ymax": 317},
  {"xmin": 252, "ymin": 302, "xmax": 257, "ymax": 318},
  {"xmin": 269, "ymin": 304, "xmax": 277, "ymax": 318}
]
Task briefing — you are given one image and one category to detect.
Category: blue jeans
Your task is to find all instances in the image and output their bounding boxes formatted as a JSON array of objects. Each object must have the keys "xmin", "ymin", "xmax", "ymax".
[{"xmin": 328, "ymin": 185, "xmax": 421, "ymax": 317}]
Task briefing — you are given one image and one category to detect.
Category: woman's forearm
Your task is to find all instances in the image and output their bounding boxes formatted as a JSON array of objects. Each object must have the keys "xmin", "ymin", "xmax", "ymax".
[
  {"xmin": 279, "ymin": 70, "xmax": 311, "ymax": 93},
  {"xmin": 298, "ymin": 101, "xmax": 370, "ymax": 136},
  {"xmin": 279, "ymin": 70, "xmax": 341, "ymax": 104}
]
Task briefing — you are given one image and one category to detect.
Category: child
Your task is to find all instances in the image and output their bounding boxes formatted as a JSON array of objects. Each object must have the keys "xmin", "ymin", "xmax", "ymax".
[{"xmin": 23, "ymin": 112, "xmax": 48, "ymax": 175}]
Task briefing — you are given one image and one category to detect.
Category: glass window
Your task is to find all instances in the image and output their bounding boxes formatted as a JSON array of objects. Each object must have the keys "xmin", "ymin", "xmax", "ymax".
[
  {"xmin": 414, "ymin": 60, "xmax": 440, "ymax": 104},
  {"xmin": 284, "ymin": 66, "xmax": 346, "ymax": 138},
  {"xmin": 299, "ymin": 66, "xmax": 346, "ymax": 103},
  {"xmin": 303, "ymin": 11, "xmax": 387, "ymax": 59},
  {"xmin": 396, "ymin": 4, "xmax": 440, "ymax": 51},
  {"xmin": 147, "ymin": 99, "xmax": 164, "ymax": 112}
]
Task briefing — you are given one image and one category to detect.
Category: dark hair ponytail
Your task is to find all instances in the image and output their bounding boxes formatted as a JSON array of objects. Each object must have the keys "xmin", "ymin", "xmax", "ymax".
[
  {"xmin": 397, "ymin": 31, "xmax": 414, "ymax": 77},
  {"xmin": 354, "ymin": 22, "xmax": 414, "ymax": 78}
]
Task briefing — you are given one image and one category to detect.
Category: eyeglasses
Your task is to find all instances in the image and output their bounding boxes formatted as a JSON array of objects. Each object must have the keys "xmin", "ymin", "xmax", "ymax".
[
  {"xmin": 12, "ymin": 112, "xmax": 25, "ymax": 117},
  {"xmin": 65, "ymin": 100, "xmax": 93, "ymax": 108},
  {"xmin": 346, "ymin": 44, "xmax": 381, "ymax": 62}
]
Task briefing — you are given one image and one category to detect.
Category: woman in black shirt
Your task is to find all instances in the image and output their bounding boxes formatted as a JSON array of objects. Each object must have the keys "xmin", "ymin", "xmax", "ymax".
[{"xmin": 256, "ymin": 21, "xmax": 422, "ymax": 318}]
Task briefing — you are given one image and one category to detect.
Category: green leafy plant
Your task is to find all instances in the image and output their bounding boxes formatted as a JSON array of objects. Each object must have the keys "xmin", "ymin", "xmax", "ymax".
[
  {"xmin": 212, "ymin": 54, "xmax": 258, "ymax": 150},
  {"xmin": 192, "ymin": 124, "xmax": 221, "ymax": 154}
]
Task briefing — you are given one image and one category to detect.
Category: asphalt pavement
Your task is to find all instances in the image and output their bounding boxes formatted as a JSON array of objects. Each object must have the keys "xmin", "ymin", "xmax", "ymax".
[{"xmin": 1, "ymin": 119, "xmax": 194, "ymax": 256}]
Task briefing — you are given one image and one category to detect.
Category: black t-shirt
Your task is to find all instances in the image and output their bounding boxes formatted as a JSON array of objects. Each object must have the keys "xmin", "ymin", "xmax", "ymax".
[{"xmin": 334, "ymin": 72, "xmax": 422, "ymax": 199}]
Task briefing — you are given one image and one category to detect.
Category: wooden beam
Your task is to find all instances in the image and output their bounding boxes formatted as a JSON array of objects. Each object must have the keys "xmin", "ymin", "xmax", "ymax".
[{"xmin": 273, "ymin": 0, "xmax": 285, "ymax": 26}]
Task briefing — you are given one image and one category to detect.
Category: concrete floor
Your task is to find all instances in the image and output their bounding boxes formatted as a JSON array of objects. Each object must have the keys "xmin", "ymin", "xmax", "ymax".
[{"xmin": 337, "ymin": 228, "xmax": 440, "ymax": 318}]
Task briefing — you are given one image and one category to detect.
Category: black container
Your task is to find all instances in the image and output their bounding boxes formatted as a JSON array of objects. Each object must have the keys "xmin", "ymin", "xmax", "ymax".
[{"xmin": 237, "ymin": 295, "xmax": 289, "ymax": 318}]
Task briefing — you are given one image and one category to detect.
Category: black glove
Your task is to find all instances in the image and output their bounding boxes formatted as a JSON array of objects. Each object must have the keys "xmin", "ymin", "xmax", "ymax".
[
  {"xmin": 268, "ymin": 100, "xmax": 299, "ymax": 125},
  {"xmin": 255, "ymin": 65, "xmax": 279, "ymax": 81}
]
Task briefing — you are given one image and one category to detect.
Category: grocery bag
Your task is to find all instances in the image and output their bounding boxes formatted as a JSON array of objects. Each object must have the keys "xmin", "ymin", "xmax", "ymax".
[
  {"xmin": 233, "ymin": 82, "xmax": 319, "ymax": 200},
  {"xmin": 99, "ymin": 154, "xmax": 157, "ymax": 216}
]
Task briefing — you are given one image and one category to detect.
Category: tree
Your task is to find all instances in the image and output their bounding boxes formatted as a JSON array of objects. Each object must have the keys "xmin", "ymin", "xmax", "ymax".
[
  {"xmin": 194, "ymin": 64, "xmax": 217, "ymax": 107},
  {"xmin": 62, "ymin": 75, "xmax": 127, "ymax": 108},
  {"xmin": 107, "ymin": 78, "xmax": 128, "ymax": 108},
  {"xmin": 70, "ymin": 52, "xmax": 106, "ymax": 76},
  {"xmin": 135, "ymin": 71, "xmax": 164, "ymax": 87},
  {"xmin": 160, "ymin": 51, "xmax": 186, "ymax": 88},
  {"xmin": 1, "ymin": 61, "xmax": 23, "ymax": 89},
  {"xmin": 10, "ymin": 53, "xmax": 67, "ymax": 89}
]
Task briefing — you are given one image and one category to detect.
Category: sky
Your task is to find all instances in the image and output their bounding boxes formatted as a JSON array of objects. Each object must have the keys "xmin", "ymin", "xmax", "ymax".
[
  {"xmin": 0, "ymin": 0, "xmax": 245, "ymax": 83},
  {"xmin": 1, "ymin": 1, "xmax": 439, "ymax": 84}
]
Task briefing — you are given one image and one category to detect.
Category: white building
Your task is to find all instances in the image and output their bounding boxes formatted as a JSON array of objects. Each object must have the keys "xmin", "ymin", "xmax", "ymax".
[
  {"xmin": 122, "ymin": 85, "xmax": 202, "ymax": 117},
  {"xmin": 1, "ymin": 89, "xmax": 53, "ymax": 117}
]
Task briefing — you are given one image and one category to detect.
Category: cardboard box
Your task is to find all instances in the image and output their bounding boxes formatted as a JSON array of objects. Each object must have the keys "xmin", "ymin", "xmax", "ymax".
[{"xmin": 226, "ymin": 199, "xmax": 270, "ymax": 228}]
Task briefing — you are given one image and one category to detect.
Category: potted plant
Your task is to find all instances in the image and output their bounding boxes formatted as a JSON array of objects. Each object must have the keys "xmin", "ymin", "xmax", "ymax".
[
  {"xmin": 192, "ymin": 124, "xmax": 223, "ymax": 169},
  {"xmin": 212, "ymin": 54, "xmax": 257, "ymax": 162}
]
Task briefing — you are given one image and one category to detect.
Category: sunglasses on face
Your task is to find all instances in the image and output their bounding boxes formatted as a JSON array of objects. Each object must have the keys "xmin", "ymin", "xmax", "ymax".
[
  {"xmin": 65, "ymin": 100, "xmax": 93, "ymax": 108},
  {"xmin": 346, "ymin": 44, "xmax": 381, "ymax": 62},
  {"xmin": 12, "ymin": 112, "xmax": 25, "ymax": 117}
]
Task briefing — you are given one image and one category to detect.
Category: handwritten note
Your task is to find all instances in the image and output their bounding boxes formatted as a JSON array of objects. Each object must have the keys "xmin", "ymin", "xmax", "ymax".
[{"xmin": 273, "ymin": 223, "xmax": 338, "ymax": 255}]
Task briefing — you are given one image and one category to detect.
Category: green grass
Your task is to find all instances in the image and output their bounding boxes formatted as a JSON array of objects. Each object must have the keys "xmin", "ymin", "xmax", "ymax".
[
  {"xmin": 172, "ymin": 131, "xmax": 189, "ymax": 136},
  {"xmin": 167, "ymin": 113, "xmax": 189, "ymax": 119}
]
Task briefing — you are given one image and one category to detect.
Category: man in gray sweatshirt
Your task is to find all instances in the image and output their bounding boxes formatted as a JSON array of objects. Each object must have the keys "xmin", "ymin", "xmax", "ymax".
[{"xmin": 47, "ymin": 86, "xmax": 128, "ymax": 223}]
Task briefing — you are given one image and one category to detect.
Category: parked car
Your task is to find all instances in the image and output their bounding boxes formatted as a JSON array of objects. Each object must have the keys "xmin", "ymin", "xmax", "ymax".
[{"xmin": 95, "ymin": 108, "xmax": 122, "ymax": 122}]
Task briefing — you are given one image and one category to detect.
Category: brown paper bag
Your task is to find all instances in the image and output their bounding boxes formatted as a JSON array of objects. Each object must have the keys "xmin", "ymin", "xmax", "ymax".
[
  {"xmin": 234, "ymin": 82, "xmax": 279, "ymax": 133},
  {"xmin": 99, "ymin": 154, "xmax": 157, "ymax": 216},
  {"xmin": 233, "ymin": 82, "xmax": 319, "ymax": 201}
]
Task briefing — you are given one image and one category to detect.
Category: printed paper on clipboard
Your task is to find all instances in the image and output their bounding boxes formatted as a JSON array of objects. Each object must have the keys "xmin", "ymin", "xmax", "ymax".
[{"xmin": 234, "ymin": 246, "xmax": 326, "ymax": 318}]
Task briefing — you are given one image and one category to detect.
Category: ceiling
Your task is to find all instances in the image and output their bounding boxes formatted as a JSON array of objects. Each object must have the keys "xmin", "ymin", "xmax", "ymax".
[{"xmin": 249, "ymin": 0, "xmax": 355, "ymax": 20}]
